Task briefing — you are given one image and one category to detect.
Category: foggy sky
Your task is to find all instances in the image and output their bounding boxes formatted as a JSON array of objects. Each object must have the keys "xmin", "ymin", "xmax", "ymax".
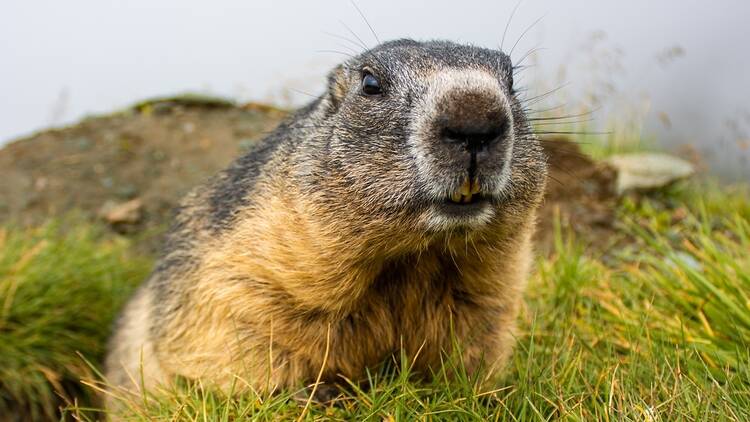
[{"xmin": 2, "ymin": 0, "xmax": 748, "ymax": 179}]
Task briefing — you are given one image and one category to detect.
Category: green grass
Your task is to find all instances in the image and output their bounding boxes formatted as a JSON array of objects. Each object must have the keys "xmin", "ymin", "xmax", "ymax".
[
  {"xmin": 90, "ymin": 184, "xmax": 750, "ymax": 421},
  {"xmin": 2, "ymin": 184, "xmax": 748, "ymax": 421},
  {"xmin": 0, "ymin": 221, "xmax": 152, "ymax": 420}
]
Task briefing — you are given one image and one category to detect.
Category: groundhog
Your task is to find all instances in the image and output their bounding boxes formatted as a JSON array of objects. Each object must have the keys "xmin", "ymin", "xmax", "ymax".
[{"xmin": 105, "ymin": 39, "xmax": 548, "ymax": 404}]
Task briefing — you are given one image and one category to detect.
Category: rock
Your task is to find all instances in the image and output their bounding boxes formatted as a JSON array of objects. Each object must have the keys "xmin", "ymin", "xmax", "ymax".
[
  {"xmin": 606, "ymin": 153, "xmax": 695, "ymax": 194},
  {"xmin": 99, "ymin": 198, "xmax": 143, "ymax": 225}
]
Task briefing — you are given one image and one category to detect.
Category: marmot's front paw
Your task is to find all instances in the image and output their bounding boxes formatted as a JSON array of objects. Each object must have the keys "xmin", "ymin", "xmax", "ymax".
[{"xmin": 294, "ymin": 383, "xmax": 341, "ymax": 405}]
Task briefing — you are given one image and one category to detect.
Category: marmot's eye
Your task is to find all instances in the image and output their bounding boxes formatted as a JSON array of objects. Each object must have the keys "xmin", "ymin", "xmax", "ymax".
[{"xmin": 361, "ymin": 72, "xmax": 382, "ymax": 96}]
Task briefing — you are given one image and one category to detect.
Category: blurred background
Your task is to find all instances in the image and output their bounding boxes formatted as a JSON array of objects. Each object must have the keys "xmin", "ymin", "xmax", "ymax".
[{"xmin": 2, "ymin": 0, "xmax": 749, "ymax": 179}]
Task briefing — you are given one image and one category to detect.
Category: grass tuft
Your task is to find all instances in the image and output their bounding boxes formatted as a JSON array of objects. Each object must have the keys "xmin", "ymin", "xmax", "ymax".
[
  {"xmin": 91, "ymin": 185, "xmax": 750, "ymax": 421},
  {"xmin": 2, "ymin": 184, "xmax": 748, "ymax": 421},
  {"xmin": 0, "ymin": 221, "xmax": 151, "ymax": 420}
]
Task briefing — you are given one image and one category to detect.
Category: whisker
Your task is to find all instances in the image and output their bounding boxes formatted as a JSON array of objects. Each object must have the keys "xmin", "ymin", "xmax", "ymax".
[
  {"xmin": 531, "ymin": 118, "xmax": 595, "ymax": 127},
  {"xmin": 528, "ymin": 108, "xmax": 600, "ymax": 121},
  {"xmin": 547, "ymin": 163, "xmax": 584, "ymax": 185},
  {"xmin": 539, "ymin": 145, "xmax": 596, "ymax": 162},
  {"xmin": 513, "ymin": 46, "xmax": 546, "ymax": 69},
  {"xmin": 500, "ymin": 0, "xmax": 523, "ymax": 51},
  {"xmin": 512, "ymin": 64, "xmax": 536, "ymax": 76},
  {"xmin": 537, "ymin": 139, "xmax": 591, "ymax": 146},
  {"xmin": 350, "ymin": 0, "xmax": 380, "ymax": 44},
  {"xmin": 315, "ymin": 49, "xmax": 356, "ymax": 59},
  {"xmin": 288, "ymin": 88, "xmax": 320, "ymax": 99},
  {"xmin": 333, "ymin": 41, "xmax": 364, "ymax": 57},
  {"xmin": 339, "ymin": 20, "xmax": 370, "ymax": 51},
  {"xmin": 545, "ymin": 172, "xmax": 566, "ymax": 188},
  {"xmin": 334, "ymin": 21, "xmax": 390, "ymax": 71},
  {"xmin": 524, "ymin": 103, "xmax": 569, "ymax": 115},
  {"xmin": 532, "ymin": 130, "xmax": 610, "ymax": 136},
  {"xmin": 510, "ymin": 14, "xmax": 546, "ymax": 58},
  {"xmin": 519, "ymin": 83, "xmax": 570, "ymax": 107},
  {"xmin": 323, "ymin": 31, "xmax": 366, "ymax": 53}
]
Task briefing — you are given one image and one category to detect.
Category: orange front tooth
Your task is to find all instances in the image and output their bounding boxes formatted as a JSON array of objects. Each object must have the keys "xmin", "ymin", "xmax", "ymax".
[
  {"xmin": 462, "ymin": 193, "xmax": 473, "ymax": 203},
  {"xmin": 470, "ymin": 178, "xmax": 481, "ymax": 194},
  {"xmin": 450, "ymin": 191, "xmax": 463, "ymax": 203},
  {"xmin": 460, "ymin": 178, "xmax": 472, "ymax": 197}
]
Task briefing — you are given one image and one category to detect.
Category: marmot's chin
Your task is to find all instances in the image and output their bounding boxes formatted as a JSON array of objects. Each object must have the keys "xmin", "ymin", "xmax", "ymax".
[{"xmin": 419, "ymin": 199, "xmax": 496, "ymax": 232}]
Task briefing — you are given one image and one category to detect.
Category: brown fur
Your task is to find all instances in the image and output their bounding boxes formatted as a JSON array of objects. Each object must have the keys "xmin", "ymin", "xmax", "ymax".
[
  {"xmin": 107, "ymin": 175, "xmax": 539, "ymax": 393},
  {"xmin": 105, "ymin": 39, "xmax": 547, "ymax": 406}
]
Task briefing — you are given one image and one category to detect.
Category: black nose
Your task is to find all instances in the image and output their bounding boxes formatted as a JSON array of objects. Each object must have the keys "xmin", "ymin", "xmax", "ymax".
[{"xmin": 440, "ymin": 122, "xmax": 507, "ymax": 152}]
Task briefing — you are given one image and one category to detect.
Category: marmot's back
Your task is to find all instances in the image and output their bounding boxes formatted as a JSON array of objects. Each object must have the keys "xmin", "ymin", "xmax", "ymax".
[{"xmin": 105, "ymin": 39, "xmax": 547, "ymax": 406}]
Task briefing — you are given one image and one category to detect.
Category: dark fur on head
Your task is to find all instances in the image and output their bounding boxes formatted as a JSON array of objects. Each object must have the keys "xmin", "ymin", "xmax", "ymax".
[{"xmin": 105, "ymin": 39, "xmax": 548, "ymax": 405}]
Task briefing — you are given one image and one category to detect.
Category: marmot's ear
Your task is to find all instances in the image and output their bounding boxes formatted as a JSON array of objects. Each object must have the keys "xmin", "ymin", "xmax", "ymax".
[{"xmin": 326, "ymin": 64, "xmax": 347, "ymax": 112}]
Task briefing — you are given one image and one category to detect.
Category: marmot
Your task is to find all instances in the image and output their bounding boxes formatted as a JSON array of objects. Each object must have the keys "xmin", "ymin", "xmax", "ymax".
[{"xmin": 105, "ymin": 39, "xmax": 548, "ymax": 403}]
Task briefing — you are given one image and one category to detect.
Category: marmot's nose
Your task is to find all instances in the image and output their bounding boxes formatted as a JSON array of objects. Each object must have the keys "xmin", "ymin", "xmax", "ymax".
[
  {"xmin": 436, "ymin": 91, "xmax": 509, "ymax": 153},
  {"xmin": 440, "ymin": 123, "xmax": 506, "ymax": 152}
]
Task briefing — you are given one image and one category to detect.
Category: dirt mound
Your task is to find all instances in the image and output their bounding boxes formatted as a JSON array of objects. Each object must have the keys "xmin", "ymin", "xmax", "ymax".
[
  {"xmin": 0, "ymin": 99, "xmax": 285, "ymax": 247},
  {"xmin": 537, "ymin": 138, "xmax": 618, "ymax": 254},
  {"xmin": 0, "ymin": 99, "xmax": 617, "ymax": 253}
]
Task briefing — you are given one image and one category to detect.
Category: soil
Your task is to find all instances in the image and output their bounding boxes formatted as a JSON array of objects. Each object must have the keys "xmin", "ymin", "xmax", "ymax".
[
  {"xmin": 536, "ymin": 138, "xmax": 619, "ymax": 254},
  {"xmin": 0, "ymin": 98, "xmax": 618, "ymax": 254}
]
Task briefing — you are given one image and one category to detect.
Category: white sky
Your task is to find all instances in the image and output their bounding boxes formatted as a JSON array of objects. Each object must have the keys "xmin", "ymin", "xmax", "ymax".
[{"xmin": 2, "ymin": 0, "xmax": 749, "ymax": 179}]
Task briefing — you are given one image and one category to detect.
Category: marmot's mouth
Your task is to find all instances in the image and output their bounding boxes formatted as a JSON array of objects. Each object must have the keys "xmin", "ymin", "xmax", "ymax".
[{"xmin": 448, "ymin": 177, "xmax": 482, "ymax": 205}]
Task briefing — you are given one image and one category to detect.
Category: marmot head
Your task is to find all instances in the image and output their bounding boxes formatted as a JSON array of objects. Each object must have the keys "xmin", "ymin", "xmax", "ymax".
[{"xmin": 295, "ymin": 39, "xmax": 547, "ymax": 241}]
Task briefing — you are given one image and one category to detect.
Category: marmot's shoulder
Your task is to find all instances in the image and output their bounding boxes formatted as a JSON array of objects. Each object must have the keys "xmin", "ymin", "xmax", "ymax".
[{"xmin": 205, "ymin": 101, "xmax": 321, "ymax": 231}]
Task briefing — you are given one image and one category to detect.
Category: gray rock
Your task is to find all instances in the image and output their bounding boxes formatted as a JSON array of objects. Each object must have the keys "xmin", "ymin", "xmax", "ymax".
[
  {"xmin": 606, "ymin": 153, "xmax": 695, "ymax": 194},
  {"xmin": 99, "ymin": 198, "xmax": 143, "ymax": 225}
]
